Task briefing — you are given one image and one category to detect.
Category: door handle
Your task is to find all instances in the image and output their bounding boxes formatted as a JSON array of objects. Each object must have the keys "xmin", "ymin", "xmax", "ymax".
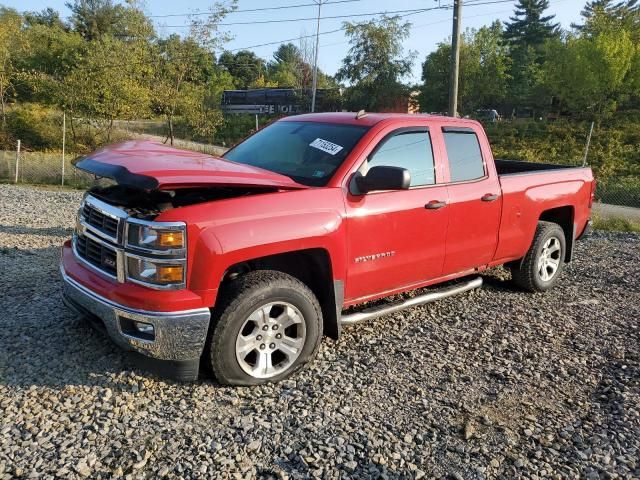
[
  {"xmin": 481, "ymin": 193, "xmax": 499, "ymax": 202},
  {"xmin": 425, "ymin": 200, "xmax": 447, "ymax": 210}
]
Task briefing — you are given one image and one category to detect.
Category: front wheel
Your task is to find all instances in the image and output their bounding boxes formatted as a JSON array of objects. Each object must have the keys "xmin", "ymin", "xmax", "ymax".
[
  {"xmin": 510, "ymin": 221, "xmax": 566, "ymax": 292},
  {"xmin": 208, "ymin": 270, "xmax": 323, "ymax": 385}
]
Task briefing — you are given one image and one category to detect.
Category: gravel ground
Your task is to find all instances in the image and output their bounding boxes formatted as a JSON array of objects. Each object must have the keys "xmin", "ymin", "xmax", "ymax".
[{"xmin": 0, "ymin": 183, "xmax": 638, "ymax": 480}]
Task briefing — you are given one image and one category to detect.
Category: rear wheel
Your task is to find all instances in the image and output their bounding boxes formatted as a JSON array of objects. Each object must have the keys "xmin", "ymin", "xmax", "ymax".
[
  {"xmin": 511, "ymin": 221, "xmax": 566, "ymax": 292},
  {"xmin": 208, "ymin": 270, "xmax": 322, "ymax": 385}
]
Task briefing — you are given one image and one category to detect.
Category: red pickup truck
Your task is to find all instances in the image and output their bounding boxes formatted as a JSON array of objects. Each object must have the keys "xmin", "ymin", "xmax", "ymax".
[{"xmin": 61, "ymin": 112, "xmax": 595, "ymax": 385}]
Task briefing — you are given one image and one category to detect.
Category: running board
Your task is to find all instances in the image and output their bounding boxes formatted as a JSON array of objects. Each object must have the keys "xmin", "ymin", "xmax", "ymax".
[{"xmin": 340, "ymin": 277, "xmax": 483, "ymax": 325}]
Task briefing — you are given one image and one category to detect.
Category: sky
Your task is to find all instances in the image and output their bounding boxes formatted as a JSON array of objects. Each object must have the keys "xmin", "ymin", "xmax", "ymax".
[{"xmin": 4, "ymin": 0, "xmax": 585, "ymax": 80}]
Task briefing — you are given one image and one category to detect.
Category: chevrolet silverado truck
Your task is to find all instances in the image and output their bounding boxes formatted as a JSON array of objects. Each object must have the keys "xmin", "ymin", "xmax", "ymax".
[{"xmin": 61, "ymin": 112, "xmax": 595, "ymax": 385}]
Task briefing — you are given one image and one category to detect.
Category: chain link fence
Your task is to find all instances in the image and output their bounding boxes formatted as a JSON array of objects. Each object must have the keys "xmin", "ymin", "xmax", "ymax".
[
  {"xmin": 0, "ymin": 149, "xmax": 94, "ymax": 188},
  {"xmin": 595, "ymin": 175, "xmax": 640, "ymax": 208},
  {"xmin": 1, "ymin": 143, "xmax": 638, "ymax": 211}
]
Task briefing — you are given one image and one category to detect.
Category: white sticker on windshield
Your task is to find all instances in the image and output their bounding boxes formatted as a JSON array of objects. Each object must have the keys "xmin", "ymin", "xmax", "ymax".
[{"xmin": 309, "ymin": 138, "xmax": 344, "ymax": 156}]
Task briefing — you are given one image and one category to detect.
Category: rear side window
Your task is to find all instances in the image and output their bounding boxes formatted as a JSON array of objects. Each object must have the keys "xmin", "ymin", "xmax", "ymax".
[
  {"xmin": 368, "ymin": 131, "xmax": 435, "ymax": 187},
  {"xmin": 443, "ymin": 130, "xmax": 485, "ymax": 182}
]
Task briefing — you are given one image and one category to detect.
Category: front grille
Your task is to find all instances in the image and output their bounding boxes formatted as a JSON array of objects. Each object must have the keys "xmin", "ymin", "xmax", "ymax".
[
  {"xmin": 75, "ymin": 234, "xmax": 118, "ymax": 277},
  {"xmin": 82, "ymin": 203, "xmax": 119, "ymax": 240}
]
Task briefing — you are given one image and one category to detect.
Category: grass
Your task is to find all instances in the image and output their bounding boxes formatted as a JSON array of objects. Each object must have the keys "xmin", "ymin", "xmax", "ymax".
[{"xmin": 592, "ymin": 214, "xmax": 640, "ymax": 233}]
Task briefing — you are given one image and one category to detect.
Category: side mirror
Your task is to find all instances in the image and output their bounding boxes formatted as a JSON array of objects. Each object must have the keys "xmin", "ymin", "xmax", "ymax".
[{"xmin": 353, "ymin": 166, "xmax": 411, "ymax": 194}]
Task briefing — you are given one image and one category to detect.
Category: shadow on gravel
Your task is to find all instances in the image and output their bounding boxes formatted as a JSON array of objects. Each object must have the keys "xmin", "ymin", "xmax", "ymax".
[
  {"xmin": 0, "ymin": 224, "xmax": 74, "ymax": 237},
  {"xmin": 0, "ymin": 246, "xmax": 139, "ymax": 388}
]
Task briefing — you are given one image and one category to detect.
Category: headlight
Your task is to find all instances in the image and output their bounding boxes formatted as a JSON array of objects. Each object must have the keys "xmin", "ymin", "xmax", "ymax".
[
  {"xmin": 125, "ymin": 219, "xmax": 187, "ymax": 289},
  {"xmin": 126, "ymin": 220, "xmax": 186, "ymax": 252},
  {"xmin": 126, "ymin": 256, "xmax": 186, "ymax": 288}
]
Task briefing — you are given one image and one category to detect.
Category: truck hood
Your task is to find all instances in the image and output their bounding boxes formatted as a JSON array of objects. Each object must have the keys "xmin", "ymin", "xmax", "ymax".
[{"xmin": 74, "ymin": 140, "xmax": 307, "ymax": 191}]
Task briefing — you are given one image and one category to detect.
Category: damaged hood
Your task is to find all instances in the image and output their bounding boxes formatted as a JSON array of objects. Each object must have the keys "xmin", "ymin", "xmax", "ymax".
[{"xmin": 74, "ymin": 140, "xmax": 307, "ymax": 191}]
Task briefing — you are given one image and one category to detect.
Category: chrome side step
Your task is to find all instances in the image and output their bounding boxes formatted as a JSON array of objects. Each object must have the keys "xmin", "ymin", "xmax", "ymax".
[{"xmin": 340, "ymin": 277, "xmax": 483, "ymax": 325}]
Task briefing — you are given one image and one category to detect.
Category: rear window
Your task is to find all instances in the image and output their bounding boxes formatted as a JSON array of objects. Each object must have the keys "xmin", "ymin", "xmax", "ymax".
[
  {"xmin": 223, "ymin": 121, "xmax": 369, "ymax": 186},
  {"xmin": 443, "ymin": 130, "xmax": 485, "ymax": 182}
]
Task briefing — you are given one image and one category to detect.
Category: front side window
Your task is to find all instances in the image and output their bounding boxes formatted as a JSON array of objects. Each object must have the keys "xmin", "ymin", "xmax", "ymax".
[
  {"xmin": 223, "ymin": 121, "xmax": 369, "ymax": 186},
  {"xmin": 443, "ymin": 130, "xmax": 485, "ymax": 182},
  {"xmin": 367, "ymin": 130, "xmax": 435, "ymax": 187}
]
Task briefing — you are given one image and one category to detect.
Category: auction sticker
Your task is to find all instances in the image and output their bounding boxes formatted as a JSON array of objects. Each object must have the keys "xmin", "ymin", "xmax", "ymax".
[{"xmin": 309, "ymin": 138, "xmax": 344, "ymax": 155}]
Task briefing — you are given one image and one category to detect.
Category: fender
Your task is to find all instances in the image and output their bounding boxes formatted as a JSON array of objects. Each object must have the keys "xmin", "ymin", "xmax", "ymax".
[{"xmin": 156, "ymin": 188, "xmax": 348, "ymax": 302}]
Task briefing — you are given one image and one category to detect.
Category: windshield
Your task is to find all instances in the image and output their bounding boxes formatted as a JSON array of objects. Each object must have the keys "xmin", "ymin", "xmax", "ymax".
[{"xmin": 223, "ymin": 121, "xmax": 369, "ymax": 186}]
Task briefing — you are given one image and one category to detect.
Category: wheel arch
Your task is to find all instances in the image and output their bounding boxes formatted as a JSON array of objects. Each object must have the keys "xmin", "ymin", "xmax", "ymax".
[
  {"xmin": 221, "ymin": 248, "xmax": 343, "ymax": 340},
  {"xmin": 539, "ymin": 205, "xmax": 575, "ymax": 262}
]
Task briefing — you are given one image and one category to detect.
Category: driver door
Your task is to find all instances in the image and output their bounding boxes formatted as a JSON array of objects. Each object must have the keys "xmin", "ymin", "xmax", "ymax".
[{"xmin": 344, "ymin": 128, "xmax": 449, "ymax": 302}]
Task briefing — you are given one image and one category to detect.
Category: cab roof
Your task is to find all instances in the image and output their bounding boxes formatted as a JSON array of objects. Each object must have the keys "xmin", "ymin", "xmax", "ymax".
[{"xmin": 280, "ymin": 111, "xmax": 474, "ymax": 128}]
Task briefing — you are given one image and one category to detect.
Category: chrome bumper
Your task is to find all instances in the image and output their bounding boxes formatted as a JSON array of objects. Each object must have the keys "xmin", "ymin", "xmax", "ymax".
[{"xmin": 61, "ymin": 265, "xmax": 211, "ymax": 363}]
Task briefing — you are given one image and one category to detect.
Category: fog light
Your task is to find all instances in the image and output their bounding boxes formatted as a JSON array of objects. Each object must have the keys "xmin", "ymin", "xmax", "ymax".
[{"xmin": 134, "ymin": 321, "xmax": 154, "ymax": 335}]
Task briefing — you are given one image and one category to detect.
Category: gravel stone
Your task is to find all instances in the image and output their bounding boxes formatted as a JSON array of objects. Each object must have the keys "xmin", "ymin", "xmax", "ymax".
[{"xmin": 0, "ymin": 184, "xmax": 639, "ymax": 479}]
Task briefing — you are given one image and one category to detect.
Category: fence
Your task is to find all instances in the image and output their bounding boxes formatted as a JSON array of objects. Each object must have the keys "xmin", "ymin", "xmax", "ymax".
[
  {"xmin": 0, "ymin": 149, "xmax": 95, "ymax": 188},
  {"xmin": 1, "ymin": 144, "xmax": 638, "ymax": 210}
]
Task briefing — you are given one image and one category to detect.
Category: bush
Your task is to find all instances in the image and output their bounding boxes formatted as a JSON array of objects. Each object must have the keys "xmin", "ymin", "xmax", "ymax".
[{"xmin": 3, "ymin": 103, "xmax": 63, "ymax": 151}]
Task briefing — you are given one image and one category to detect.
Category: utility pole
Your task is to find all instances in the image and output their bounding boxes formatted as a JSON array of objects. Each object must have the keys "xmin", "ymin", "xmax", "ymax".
[
  {"xmin": 310, "ymin": 0, "xmax": 322, "ymax": 113},
  {"xmin": 448, "ymin": 0, "xmax": 462, "ymax": 117}
]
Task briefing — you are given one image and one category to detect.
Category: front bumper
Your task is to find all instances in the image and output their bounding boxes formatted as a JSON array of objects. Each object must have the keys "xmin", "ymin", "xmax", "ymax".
[{"xmin": 61, "ymin": 265, "xmax": 210, "ymax": 381}]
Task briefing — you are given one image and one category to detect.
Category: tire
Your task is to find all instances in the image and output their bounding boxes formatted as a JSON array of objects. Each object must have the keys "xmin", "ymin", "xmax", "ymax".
[
  {"xmin": 510, "ymin": 221, "xmax": 566, "ymax": 292},
  {"xmin": 208, "ymin": 270, "xmax": 323, "ymax": 386}
]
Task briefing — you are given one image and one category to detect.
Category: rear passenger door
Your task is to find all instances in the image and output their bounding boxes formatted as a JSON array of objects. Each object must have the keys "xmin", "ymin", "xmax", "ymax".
[
  {"xmin": 344, "ymin": 127, "xmax": 449, "ymax": 301},
  {"xmin": 440, "ymin": 127, "xmax": 502, "ymax": 275}
]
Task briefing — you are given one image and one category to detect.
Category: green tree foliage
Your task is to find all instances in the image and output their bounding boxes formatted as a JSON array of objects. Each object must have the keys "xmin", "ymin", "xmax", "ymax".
[
  {"xmin": 543, "ymin": 4, "xmax": 639, "ymax": 120},
  {"xmin": 420, "ymin": 22, "xmax": 510, "ymax": 114},
  {"xmin": 152, "ymin": 4, "xmax": 236, "ymax": 145},
  {"xmin": 336, "ymin": 16, "xmax": 415, "ymax": 111},
  {"xmin": 67, "ymin": 35, "xmax": 154, "ymax": 142},
  {"xmin": 0, "ymin": 8, "xmax": 25, "ymax": 127},
  {"xmin": 268, "ymin": 43, "xmax": 305, "ymax": 88},
  {"xmin": 65, "ymin": 0, "xmax": 154, "ymax": 40},
  {"xmin": 574, "ymin": 0, "xmax": 639, "ymax": 33},
  {"xmin": 504, "ymin": 0, "xmax": 559, "ymax": 108},
  {"xmin": 504, "ymin": 0, "xmax": 559, "ymax": 47},
  {"xmin": 219, "ymin": 50, "xmax": 264, "ymax": 89},
  {"xmin": 23, "ymin": 8, "xmax": 67, "ymax": 29}
]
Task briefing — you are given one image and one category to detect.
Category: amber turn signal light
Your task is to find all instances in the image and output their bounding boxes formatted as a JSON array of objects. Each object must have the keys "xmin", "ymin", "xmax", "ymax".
[
  {"xmin": 156, "ymin": 265, "xmax": 184, "ymax": 283},
  {"xmin": 157, "ymin": 231, "xmax": 184, "ymax": 248}
]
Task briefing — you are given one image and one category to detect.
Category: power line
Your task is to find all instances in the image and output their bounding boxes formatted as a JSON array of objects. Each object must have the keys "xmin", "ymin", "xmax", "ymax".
[
  {"xmin": 227, "ymin": 6, "xmax": 440, "ymax": 52},
  {"xmin": 13, "ymin": 0, "xmax": 546, "ymax": 75},
  {"xmin": 319, "ymin": 5, "xmax": 516, "ymax": 48},
  {"xmin": 159, "ymin": 8, "xmax": 434, "ymax": 28},
  {"xmin": 149, "ymin": 0, "xmax": 364, "ymax": 18},
  {"xmin": 227, "ymin": 0, "xmax": 519, "ymax": 52}
]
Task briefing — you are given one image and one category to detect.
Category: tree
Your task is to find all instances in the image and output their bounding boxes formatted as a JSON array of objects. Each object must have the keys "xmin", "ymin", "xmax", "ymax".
[
  {"xmin": 65, "ymin": 0, "xmax": 154, "ymax": 40},
  {"xmin": 574, "ymin": 1, "xmax": 639, "ymax": 29},
  {"xmin": 66, "ymin": 35, "xmax": 154, "ymax": 143},
  {"xmin": 336, "ymin": 16, "xmax": 415, "ymax": 111},
  {"xmin": 542, "ymin": 29, "xmax": 636, "ymax": 120},
  {"xmin": 504, "ymin": 0, "xmax": 559, "ymax": 47},
  {"xmin": 151, "ymin": 4, "xmax": 236, "ymax": 145},
  {"xmin": 24, "ymin": 8, "xmax": 67, "ymax": 29},
  {"xmin": 420, "ymin": 22, "xmax": 510, "ymax": 114},
  {"xmin": 504, "ymin": 0, "xmax": 559, "ymax": 110},
  {"xmin": 273, "ymin": 43, "xmax": 301, "ymax": 65},
  {"xmin": 0, "ymin": 8, "xmax": 24, "ymax": 128},
  {"xmin": 573, "ymin": 0, "xmax": 639, "ymax": 37},
  {"xmin": 18, "ymin": 22, "xmax": 84, "ymax": 92},
  {"xmin": 218, "ymin": 50, "xmax": 265, "ymax": 89}
]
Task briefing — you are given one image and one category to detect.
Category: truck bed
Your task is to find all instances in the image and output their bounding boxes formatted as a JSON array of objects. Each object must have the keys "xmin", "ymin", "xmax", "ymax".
[{"xmin": 495, "ymin": 159, "xmax": 582, "ymax": 176}]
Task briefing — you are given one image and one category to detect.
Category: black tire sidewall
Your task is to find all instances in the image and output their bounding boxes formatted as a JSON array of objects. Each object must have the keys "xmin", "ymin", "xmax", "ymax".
[
  {"xmin": 211, "ymin": 282, "xmax": 321, "ymax": 385},
  {"xmin": 532, "ymin": 225, "xmax": 566, "ymax": 290}
]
